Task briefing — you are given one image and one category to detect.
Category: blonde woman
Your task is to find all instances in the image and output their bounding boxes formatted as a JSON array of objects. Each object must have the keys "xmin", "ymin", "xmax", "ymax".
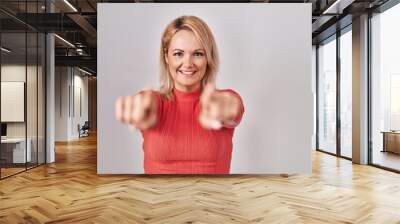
[{"xmin": 115, "ymin": 15, "xmax": 244, "ymax": 174}]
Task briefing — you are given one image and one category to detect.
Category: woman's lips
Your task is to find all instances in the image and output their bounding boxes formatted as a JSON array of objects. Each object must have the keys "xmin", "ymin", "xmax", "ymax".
[{"xmin": 179, "ymin": 70, "xmax": 196, "ymax": 76}]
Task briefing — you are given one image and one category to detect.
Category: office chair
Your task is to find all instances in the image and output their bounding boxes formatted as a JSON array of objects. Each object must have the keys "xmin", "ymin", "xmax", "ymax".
[{"xmin": 79, "ymin": 121, "xmax": 90, "ymax": 138}]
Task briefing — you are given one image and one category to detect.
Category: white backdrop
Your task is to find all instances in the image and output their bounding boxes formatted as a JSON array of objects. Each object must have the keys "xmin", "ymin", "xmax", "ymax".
[
  {"xmin": 98, "ymin": 3, "xmax": 313, "ymax": 174},
  {"xmin": 1, "ymin": 82, "xmax": 25, "ymax": 122}
]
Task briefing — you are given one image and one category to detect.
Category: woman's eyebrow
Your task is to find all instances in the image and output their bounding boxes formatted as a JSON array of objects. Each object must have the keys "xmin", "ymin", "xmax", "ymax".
[{"xmin": 171, "ymin": 48, "xmax": 204, "ymax": 52}]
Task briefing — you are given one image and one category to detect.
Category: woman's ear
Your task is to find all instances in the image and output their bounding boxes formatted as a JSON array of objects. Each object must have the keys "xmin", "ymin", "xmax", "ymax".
[
  {"xmin": 164, "ymin": 53, "xmax": 169, "ymax": 64},
  {"xmin": 164, "ymin": 49, "xmax": 169, "ymax": 64}
]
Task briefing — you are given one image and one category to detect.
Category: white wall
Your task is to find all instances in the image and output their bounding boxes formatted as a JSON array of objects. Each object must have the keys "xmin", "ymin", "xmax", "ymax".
[
  {"xmin": 1, "ymin": 66, "xmax": 26, "ymax": 133},
  {"xmin": 55, "ymin": 67, "xmax": 89, "ymax": 141},
  {"xmin": 98, "ymin": 3, "xmax": 313, "ymax": 174},
  {"xmin": 312, "ymin": 45, "xmax": 317, "ymax": 150},
  {"xmin": 55, "ymin": 67, "xmax": 69, "ymax": 141},
  {"xmin": 1, "ymin": 65, "xmax": 38, "ymax": 138},
  {"xmin": 72, "ymin": 72, "xmax": 89, "ymax": 138}
]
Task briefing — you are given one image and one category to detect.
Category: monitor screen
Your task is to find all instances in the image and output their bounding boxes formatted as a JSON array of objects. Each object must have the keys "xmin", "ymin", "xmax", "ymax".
[{"xmin": 1, "ymin": 123, "xmax": 7, "ymax": 137}]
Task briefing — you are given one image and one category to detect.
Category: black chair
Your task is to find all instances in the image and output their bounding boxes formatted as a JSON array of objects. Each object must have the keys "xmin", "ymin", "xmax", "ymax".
[{"xmin": 79, "ymin": 121, "xmax": 90, "ymax": 138}]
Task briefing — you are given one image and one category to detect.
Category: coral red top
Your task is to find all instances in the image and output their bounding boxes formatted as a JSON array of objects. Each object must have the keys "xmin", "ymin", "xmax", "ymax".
[{"xmin": 141, "ymin": 87, "xmax": 244, "ymax": 174}]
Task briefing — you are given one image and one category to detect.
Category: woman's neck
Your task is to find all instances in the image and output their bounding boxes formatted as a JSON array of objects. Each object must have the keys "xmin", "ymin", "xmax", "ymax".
[
  {"xmin": 174, "ymin": 83, "xmax": 201, "ymax": 93},
  {"xmin": 173, "ymin": 85, "xmax": 202, "ymax": 101}
]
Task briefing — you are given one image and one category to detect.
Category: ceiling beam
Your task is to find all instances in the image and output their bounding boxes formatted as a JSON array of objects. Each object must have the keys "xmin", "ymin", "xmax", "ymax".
[
  {"xmin": 67, "ymin": 13, "xmax": 97, "ymax": 40},
  {"xmin": 55, "ymin": 55, "xmax": 96, "ymax": 70}
]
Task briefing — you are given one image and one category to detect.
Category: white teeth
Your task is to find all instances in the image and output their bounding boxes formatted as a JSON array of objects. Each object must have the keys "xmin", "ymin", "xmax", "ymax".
[{"xmin": 179, "ymin": 71, "xmax": 195, "ymax": 76}]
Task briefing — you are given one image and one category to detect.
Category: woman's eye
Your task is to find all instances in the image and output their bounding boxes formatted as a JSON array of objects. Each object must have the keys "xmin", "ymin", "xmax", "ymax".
[
  {"xmin": 173, "ymin": 52, "xmax": 183, "ymax": 57},
  {"xmin": 194, "ymin": 52, "xmax": 204, "ymax": 57}
]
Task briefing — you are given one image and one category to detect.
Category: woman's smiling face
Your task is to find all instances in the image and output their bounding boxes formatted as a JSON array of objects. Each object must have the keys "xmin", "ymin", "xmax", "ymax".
[{"xmin": 165, "ymin": 29, "xmax": 208, "ymax": 92}]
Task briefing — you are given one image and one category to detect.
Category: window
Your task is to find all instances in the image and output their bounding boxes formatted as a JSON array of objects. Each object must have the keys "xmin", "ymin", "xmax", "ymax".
[
  {"xmin": 340, "ymin": 28, "xmax": 352, "ymax": 158},
  {"xmin": 318, "ymin": 36, "xmax": 337, "ymax": 154},
  {"xmin": 371, "ymin": 3, "xmax": 400, "ymax": 171}
]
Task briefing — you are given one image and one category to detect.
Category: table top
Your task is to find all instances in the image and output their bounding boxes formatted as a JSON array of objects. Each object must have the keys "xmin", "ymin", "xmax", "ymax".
[
  {"xmin": 1, "ymin": 138, "xmax": 29, "ymax": 143},
  {"xmin": 381, "ymin": 131, "xmax": 400, "ymax": 134}
]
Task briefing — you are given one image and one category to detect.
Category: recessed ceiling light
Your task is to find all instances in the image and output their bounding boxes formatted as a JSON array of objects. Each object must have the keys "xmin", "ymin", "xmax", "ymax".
[
  {"xmin": 54, "ymin": 34, "xmax": 75, "ymax": 48},
  {"xmin": 1, "ymin": 47, "xmax": 11, "ymax": 53},
  {"xmin": 322, "ymin": 0, "xmax": 354, "ymax": 15},
  {"xmin": 63, "ymin": 0, "xmax": 78, "ymax": 12},
  {"xmin": 78, "ymin": 67, "xmax": 93, "ymax": 76}
]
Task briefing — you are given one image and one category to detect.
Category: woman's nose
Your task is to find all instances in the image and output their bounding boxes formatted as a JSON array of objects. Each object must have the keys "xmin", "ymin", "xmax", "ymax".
[{"xmin": 182, "ymin": 55, "xmax": 194, "ymax": 67}]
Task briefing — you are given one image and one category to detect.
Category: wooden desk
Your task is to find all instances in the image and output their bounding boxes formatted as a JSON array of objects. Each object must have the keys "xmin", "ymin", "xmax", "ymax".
[
  {"xmin": 1, "ymin": 138, "xmax": 32, "ymax": 163},
  {"xmin": 382, "ymin": 131, "xmax": 400, "ymax": 154}
]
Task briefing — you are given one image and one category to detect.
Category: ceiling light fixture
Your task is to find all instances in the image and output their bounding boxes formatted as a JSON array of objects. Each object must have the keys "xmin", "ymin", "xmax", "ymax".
[
  {"xmin": 322, "ymin": 0, "xmax": 354, "ymax": 15},
  {"xmin": 76, "ymin": 48, "xmax": 84, "ymax": 55},
  {"xmin": 63, "ymin": 0, "xmax": 78, "ymax": 12},
  {"xmin": 78, "ymin": 67, "xmax": 93, "ymax": 76},
  {"xmin": 323, "ymin": 0, "xmax": 342, "ymax": 14},
  {"xmin": 1, "ymin": 47, "xmax": 11, "ymax": 53},
  {"xmin": 54, "ymin": 34, "xmax": 75, "ymax": 48}
]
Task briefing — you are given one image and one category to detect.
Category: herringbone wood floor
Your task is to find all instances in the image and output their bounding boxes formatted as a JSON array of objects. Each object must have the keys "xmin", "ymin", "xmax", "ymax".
[{"xmin": 1, "ymin": 134, "xmax": 400, "ymax": 224}]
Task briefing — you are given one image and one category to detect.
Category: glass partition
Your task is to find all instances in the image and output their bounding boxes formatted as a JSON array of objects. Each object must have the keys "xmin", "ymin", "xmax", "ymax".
[
  {"xmin": 1, "ymin": 31, "xmax": 28, "ymax": 177},
  {"xmin": 38, "ymin": 32, "xmax": 45, "ymax": 165},
  {"xmin": 317, "ymin": 36, "xmax": 337, "ymax": 154},
  {"xmin": 339, "ymin": 28, "xmax": 352, "ymax": 158},
  {"xmin": 27, "ymin": 31, "xmax": 38, "ymax": 169},
  {"xmin": 371, "ymin": 3, "xmax": 400, "ymax": 171},
  {"xmin": 0, "ymin": 1, "xmax": 46, "ymax": 179}
]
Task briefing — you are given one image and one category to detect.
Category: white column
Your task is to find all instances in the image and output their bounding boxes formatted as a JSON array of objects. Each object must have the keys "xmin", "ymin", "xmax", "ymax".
[
  {"xmin": 46, "ymin": 32, "xmax": 55, "ymax": 163},
  {"xmin": 45, "ymin": 0, "xmax": 56, "ymax": 163},
  {"xmin": 352, "ymin": 14, "xmax": 369, "ymax": 164}
]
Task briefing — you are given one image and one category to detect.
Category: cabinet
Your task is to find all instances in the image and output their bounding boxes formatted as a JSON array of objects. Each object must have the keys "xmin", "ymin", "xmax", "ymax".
[{"xmin": 382, "ymin": 131, "xmax": 400, "ymax": 154}]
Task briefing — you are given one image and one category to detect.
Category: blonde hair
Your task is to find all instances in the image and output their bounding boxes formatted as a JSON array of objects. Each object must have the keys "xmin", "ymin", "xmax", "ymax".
[{"xmin": 159, "ymin": 15, "xmax": 219, "ymax": 100}]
